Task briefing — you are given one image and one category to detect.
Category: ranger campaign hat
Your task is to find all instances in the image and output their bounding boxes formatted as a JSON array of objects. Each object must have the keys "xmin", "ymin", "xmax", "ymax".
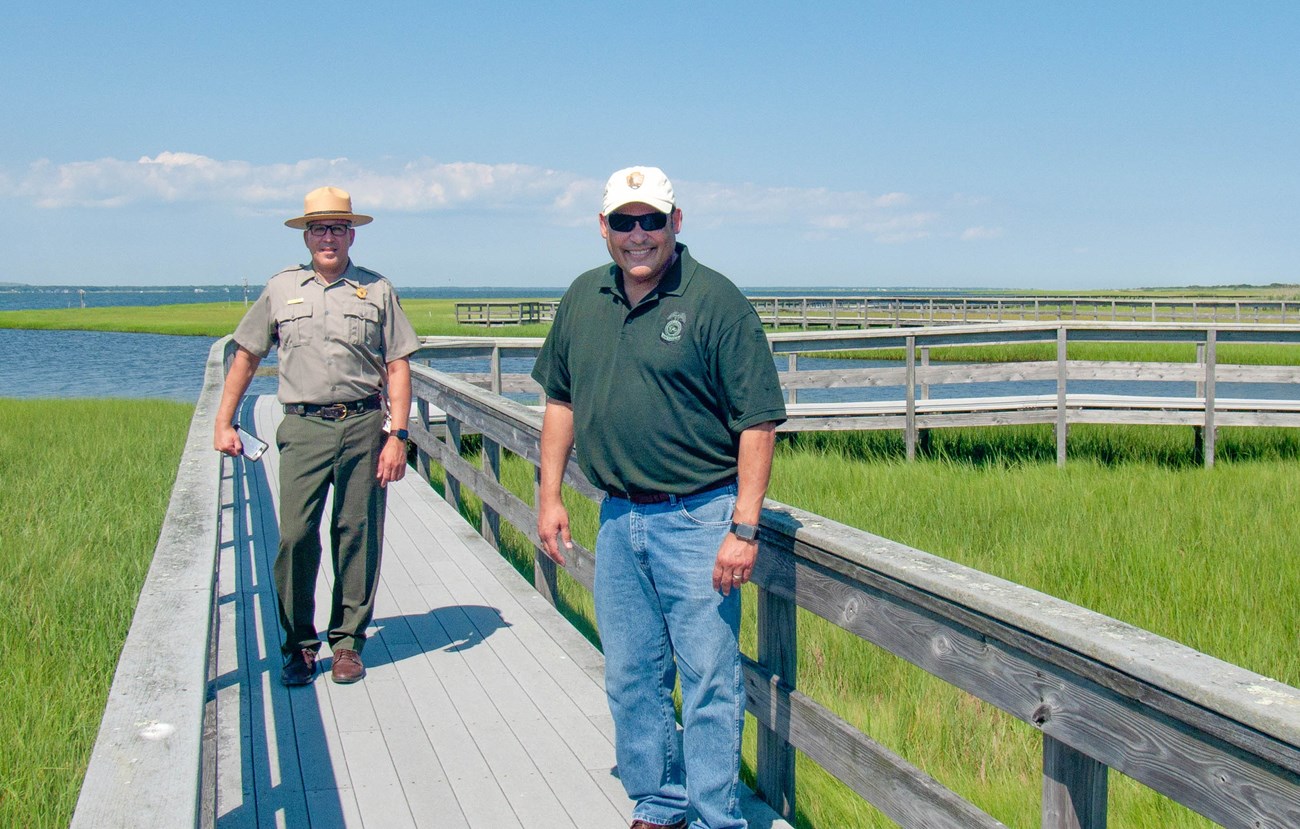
[
  {"xmin": 602, "ymin": 166, "xmax": 675, "ymax": 215},
  {"xmin": 284, "ymin": 186, "xmax": 374, "ymax": 229}
]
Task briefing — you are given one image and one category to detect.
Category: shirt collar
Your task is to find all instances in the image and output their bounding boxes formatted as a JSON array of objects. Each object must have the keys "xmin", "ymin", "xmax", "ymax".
[
  {"xmin": 598, "ymin": 243, "xmax": 694, "ymax": 303},
  {"xmin": 299, "ymin": 259, "xmax": 357, "ymax": 288}
]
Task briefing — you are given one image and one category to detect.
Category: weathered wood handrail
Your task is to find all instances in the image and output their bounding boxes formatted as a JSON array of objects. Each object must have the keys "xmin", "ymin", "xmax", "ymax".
[
  {"xmin": 70, "ymin": 338, "xmax": 230, "ymax": 827},
  {"xmin": 454, "ymin": 300, "xmax": 558, "ymax": 326},
  {"xmin": 408, "ymin": 362, "xmax": 1300, "ymax": 828},
  {"xmin": 412, "ymin": 322, "xmax": 1300, "ymax": 467},
  {"xmin": 453, "ymin": 296, "xmax": 1300, "ymax": 329},
  {"xmin": 749, "ymin": 295, "xmax": 1300, "ymax": 329}
]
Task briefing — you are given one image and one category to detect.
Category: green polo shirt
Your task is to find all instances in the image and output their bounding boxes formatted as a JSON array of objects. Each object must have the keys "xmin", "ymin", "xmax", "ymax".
[
  {"xmin": 233, "ymin": 261, "xmax": 420, "ymax": 404},
  {"xmin": 532, "ymin": 243, "xmax": 786, "ymax": 496}
]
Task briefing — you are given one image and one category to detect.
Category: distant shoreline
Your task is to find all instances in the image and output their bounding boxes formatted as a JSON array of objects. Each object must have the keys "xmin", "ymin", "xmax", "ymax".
[{"xmin": 4, "ymin": 281, "xmax": 1298, "ymax": 294}]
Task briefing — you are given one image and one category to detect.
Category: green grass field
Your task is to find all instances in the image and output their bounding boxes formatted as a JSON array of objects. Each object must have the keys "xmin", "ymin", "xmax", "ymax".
[
  {"xmin": 0, "ymin": 298, "xmax": 552, "ymax": 338},
  {"xmin": 0, "ymin": 399, "xmax": 193, "ymax": 829}
]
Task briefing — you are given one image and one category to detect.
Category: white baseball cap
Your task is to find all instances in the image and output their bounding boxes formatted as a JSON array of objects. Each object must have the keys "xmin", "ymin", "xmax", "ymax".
[{"xmin": 602, "ymin": 165, "xmax": 675, "ymax": 215}]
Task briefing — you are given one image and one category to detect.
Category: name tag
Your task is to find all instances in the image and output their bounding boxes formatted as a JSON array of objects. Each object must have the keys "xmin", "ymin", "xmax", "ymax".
[{"xmin": 287, "ymin": 297, "xmax": 304, "ymax": 305}]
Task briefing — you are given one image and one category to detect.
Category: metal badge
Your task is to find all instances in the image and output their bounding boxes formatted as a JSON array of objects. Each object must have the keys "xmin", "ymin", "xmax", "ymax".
[{"xmin": 356, "ymin": 286, "xmax": 368, "ymax": 299}]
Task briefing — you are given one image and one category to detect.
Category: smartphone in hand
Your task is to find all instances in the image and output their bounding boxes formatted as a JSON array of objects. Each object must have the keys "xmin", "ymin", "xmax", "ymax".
[{"xmin": 235, "ymin": 425, "xmax": 269, "ymax": 462}]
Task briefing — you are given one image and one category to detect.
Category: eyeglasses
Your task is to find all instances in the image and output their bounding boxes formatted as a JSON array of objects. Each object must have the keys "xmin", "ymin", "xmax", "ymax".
[
  {"xmin": 606, "ymin": 212, "xmax": 670, "ymax": 233},
  {"xmin": 307, "ymin": 223, "xmax": 352, "ymax": 238}
]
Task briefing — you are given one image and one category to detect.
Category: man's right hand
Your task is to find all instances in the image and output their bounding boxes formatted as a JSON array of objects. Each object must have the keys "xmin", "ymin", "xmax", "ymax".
[
  {"xmin": 537, "ymin": 498, "xmax": 572, "ymax": 566},
  {"xmin": 214, "ymin": 423, "xmax": 243, "ymax": 457}
]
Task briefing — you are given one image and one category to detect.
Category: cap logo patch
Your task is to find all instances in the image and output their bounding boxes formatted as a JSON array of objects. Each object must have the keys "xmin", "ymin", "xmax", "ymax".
[
  {"xmin": 661, "ymin": 311, "xmax": 686, "ymax": 343},
  {"xmin": 627, "ymin": 171, "xmax": 644, "ymax": 189}
]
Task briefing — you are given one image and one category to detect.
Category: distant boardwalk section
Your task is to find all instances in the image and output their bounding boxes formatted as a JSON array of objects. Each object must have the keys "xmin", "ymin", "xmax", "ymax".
[{"xmin": 454, "ymin": 294, "xmax": 1300, "ymax": 329}]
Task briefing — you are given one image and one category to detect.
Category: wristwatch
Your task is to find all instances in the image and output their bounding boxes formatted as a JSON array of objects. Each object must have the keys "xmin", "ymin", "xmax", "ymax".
[
  {"xmin": 390, "ymin": 428, "xmax": 409, "ymax": 441},
  {"xmin": 729, "ymin": 521, "xmax": 760, "ymax": 542}
]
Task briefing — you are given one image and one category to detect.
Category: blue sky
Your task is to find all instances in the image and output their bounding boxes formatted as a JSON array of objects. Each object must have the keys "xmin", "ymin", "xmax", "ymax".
[{"xmin": 2, "ymin": 2, "xmax": 1297, "ymax": 289}]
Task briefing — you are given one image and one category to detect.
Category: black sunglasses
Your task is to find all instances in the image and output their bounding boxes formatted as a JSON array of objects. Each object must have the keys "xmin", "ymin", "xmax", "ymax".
[{"xmin": 606, "ymin": 212, "xmax": 670, "ymax": 233}]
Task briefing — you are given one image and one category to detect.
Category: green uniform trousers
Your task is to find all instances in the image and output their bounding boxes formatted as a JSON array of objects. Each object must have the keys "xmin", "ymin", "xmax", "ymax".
[{"xmin": 274, "ymin": 408, "xmax": 386, "ymax": 656}]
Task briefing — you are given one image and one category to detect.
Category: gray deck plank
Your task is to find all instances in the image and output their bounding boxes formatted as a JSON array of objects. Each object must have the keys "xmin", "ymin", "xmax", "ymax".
[
  {"xmin": 213, "ymin": 396, "xmax": 634, "ymax": 828},
  {"xmin": 213, "ymin": 395, "xmax": 791, "ymax": 829}
]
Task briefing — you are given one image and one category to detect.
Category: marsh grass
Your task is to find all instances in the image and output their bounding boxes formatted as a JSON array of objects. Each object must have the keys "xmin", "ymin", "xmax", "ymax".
[
  {"xmin": 0, "ymin": 398, "xmax": 193, "ymax": 829},
  {"xmin": 430, "ymin": 424, "xmax": 1298, "ymax": 828},
  {"xmin": 0, "ymin": 298, "xmax": 553, "ymax": 338}
]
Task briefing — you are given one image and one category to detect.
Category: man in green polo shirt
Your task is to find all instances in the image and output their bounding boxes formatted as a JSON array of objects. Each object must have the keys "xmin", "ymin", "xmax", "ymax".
[
  {"xmin": 534, "ymin": 166, "xmax": 785, "ymax": 829},
  {"xmin": 215, "ymin": 186, "xmax": 419, "ymax": 687}
]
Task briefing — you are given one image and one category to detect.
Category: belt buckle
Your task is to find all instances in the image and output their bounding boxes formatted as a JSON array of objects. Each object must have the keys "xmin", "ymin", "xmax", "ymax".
[{"xmin": 320, "ymin": 403, "xmax": 348, "ymax": 421}]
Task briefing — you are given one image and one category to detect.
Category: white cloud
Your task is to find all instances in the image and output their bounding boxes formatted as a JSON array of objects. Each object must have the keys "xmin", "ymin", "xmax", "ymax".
[
  {"xmin": 8, "ymin": 153, "xmax": 586, "ymax": 216},
  {"xmin": 961, "ymin": 226, "xmax": 1004, "ymax": 241},
  {"xmin": 3, "ymin": 152, "xmax": 984, "ymax": 244}
]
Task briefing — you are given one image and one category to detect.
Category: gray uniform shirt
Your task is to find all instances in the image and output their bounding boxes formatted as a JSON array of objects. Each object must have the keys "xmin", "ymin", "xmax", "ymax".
[{"xmin": 233, "ymin": 261, "xmax": 420, "ymax": 404}]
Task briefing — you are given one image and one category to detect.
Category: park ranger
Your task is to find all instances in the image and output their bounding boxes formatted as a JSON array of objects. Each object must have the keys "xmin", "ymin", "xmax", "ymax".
[{"xmin": 214, "ymin": 186, "xmax": 419, "ymax": 686}]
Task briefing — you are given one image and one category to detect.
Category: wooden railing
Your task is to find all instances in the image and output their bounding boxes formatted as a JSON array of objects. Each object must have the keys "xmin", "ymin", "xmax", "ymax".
[
  {"xmin": 412, "ymin": 321, "xmax": 1300, "ymax": 467},
  {"xmin": 453, "ymin": 300, "xmax": 557, "ymax": 327},
  {"xmin": 750, "ymin": 295, "xmax": 1300, "ymax": 329},
  {"xmin": 71, "ymin": 338, "xmax": 229, "ymax": 828},
  {"xmin": 407, "ymin": 361, "xmax": 1300, "ymax": 829},
  {"xmin": 453, "ymin": 296, "xmax": 1300, "ymax": 330}
]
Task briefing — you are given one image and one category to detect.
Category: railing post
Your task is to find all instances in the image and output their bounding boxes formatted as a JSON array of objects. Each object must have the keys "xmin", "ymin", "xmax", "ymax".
[
  {"xmin": 787, "ymin": 353, "xmax": 798, "ymax": 406},
  {"xmin": 1042, "ymin": 735, "xmax": 1108, "ymax": 829},
  {"xmin": 919, "ymin": 346, "xmax": 930, "ymax": 400},
  {"xmin": 491, "ymin": 345, "xmax": 502, "ymax": 395},
  {"xmin": 482, "ymin": 436, "xmax": 501, "ymax": 549},
  {"xmin": 756, "ymin": 582, "xmax": 797, "ymax": 820},
  {"xmin": 415, "ymin": 398, "xmax": 432, "ymax": 481},
  {"xmin": 1056, "ymin": 328, "xmax": 1068, "ymax": 467},
  {"xmin": 905, "ymin": 335, "xmax": 917, "ymax": 461},
  {"xmin": 919, "ymin": 345, "xmax": 931, "ymax": 455},
  {"xmin": 1204, "ymin": 329, "xmax": 1217, "ymax": 468},
  {"xmin": 445, "ymin": 417, "xmax": 462, "ymax": 512}
]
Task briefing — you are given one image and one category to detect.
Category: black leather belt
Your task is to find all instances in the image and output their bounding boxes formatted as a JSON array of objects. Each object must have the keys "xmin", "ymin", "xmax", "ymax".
[
  {"xmin": 617, "ymin": 491, "xmax": 673, "ymax": 504},
  {"xmin": 284, "ymin": 394, "xmax": 382, "ymax": 421},
  {"xmin": 606, "ymin": 478, "xmax": 736, "ymax": 505}
]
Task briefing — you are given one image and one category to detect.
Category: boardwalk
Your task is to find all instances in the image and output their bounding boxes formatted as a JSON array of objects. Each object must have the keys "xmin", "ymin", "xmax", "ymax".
[{"xmin": 211, "ymin": 395, "xmax": 787, "ymax": 828}]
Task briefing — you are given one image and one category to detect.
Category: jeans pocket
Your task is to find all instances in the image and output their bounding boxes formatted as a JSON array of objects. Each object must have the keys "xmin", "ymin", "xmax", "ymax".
[{"xmin": 679, "ymin": 488, "xmax": 736, "ymax": 527}]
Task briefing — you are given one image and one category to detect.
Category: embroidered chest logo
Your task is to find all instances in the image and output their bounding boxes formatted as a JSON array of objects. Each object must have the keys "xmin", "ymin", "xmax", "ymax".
[{"xmin": 661, "ymin": 311, "xmax": 686, "ymax": 343}]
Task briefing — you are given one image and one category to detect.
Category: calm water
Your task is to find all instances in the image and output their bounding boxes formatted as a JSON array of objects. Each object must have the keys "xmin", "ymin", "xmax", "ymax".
[
  {"xmin": 0, "ymin": 329, "xmax": 278, "ymax": 402},
  {"xmin": 2, "ymin": 286, "xmax": 1296, "ymax": 403}
]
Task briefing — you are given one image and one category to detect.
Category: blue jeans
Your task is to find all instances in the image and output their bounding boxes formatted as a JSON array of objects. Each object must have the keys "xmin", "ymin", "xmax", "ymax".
[{"xmin": 595, "ymin": 482, "xmax": 746, "ymax": 829}]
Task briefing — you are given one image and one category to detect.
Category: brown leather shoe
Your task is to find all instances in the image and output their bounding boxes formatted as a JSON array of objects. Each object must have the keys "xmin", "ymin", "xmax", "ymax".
[
  {"xmin": 280, "ymin": 648, "xmax": 318, "ymax": 686},
  {"xmin": 630, "ymin": 820, "xmax": 687, "ymax": 829},
  {"xmin": 330, "ymin": 648, "xmax": 366, "ymax": 684}
]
